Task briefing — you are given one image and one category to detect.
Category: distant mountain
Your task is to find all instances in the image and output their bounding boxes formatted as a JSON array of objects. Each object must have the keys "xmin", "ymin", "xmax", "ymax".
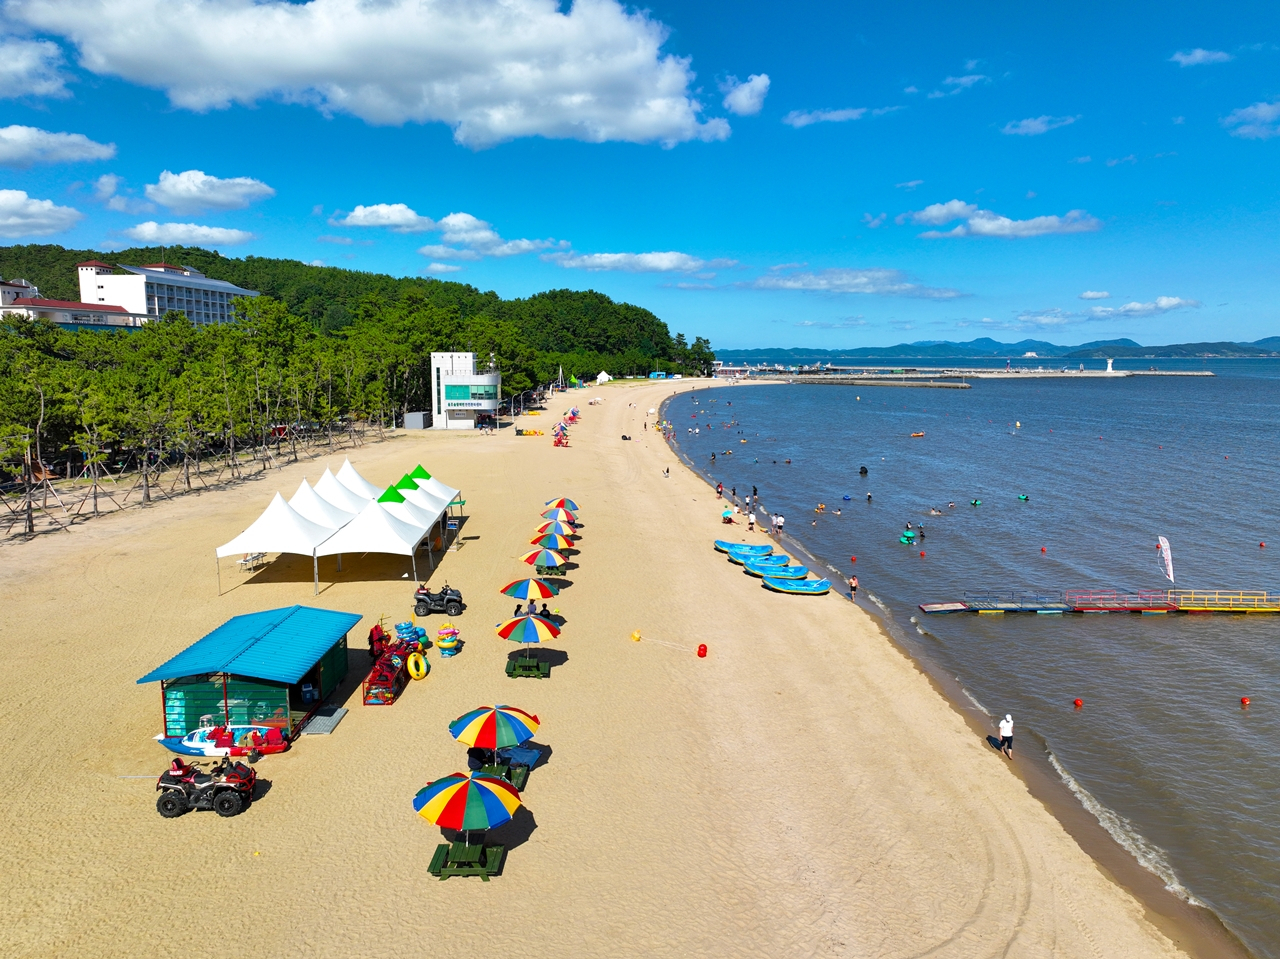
[
  {"xmin": 715, "ymin": 337, "xmax": 1147, "ymax": 363},
  {"xmin": 1063, "ymin": 341, "xmax": 1280, "ymax": 359}
]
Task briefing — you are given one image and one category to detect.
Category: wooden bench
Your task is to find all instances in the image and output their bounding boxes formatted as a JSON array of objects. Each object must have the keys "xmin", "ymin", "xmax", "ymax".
[
  {"xmin": 428, "ymin": 842, "xmax": 505, "ymax": 880},
  {"xmin": 506, "ymin": 655, "xmax": 550, "ymax": 679}
]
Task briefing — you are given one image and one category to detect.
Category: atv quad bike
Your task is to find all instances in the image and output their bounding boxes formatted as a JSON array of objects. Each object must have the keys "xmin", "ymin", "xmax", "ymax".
[
  {"xmin": 156, "ymin": 756, "xmax": 257, "ymax": 818},
  {"xmin": 414, "ymin": 583, "xmax": 464, "ymax": 618}
]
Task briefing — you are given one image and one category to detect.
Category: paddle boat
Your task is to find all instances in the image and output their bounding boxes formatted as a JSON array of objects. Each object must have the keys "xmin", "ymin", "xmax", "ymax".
[
  {"xmin": 714, "ymin": 540, "xmax": 771, "ymax": 554},
  {"xmin": 762, "ymin": 576, "xmax": 832, "ymax": 595},
  {"xmin": 744, "ymin": 562, "xmax": 809, "ymax": 579},
  {"xmin": 156, "ymin": 724, "xmax": 289, "ymax": 758},
  {"xmin": 728, "ymin": 550, "xmax": 788, "ymax": 566}
]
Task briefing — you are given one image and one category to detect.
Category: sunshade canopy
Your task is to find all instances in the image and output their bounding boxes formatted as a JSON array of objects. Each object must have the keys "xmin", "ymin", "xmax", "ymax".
[
  {"xmin": 337, "ymin": 458, "xmax": 384, "ymax": 499},
  {"xmin": 449, "ymin": 705, "xmax": 540, "ymax": 750},
  {"xmin": 137, "ymin": 605, "xmax": 361, "ymax": 685},
  {"xmin": 215, "ymin": 492, "xmax": 335, "ymax": 558},
  {"xmin": 314, "ymin": 468, "xmax": 369, "ymax": 513},
  {"xmin": 313, "ymin": 499, "xmax": 426, "ymax": 557},
  {"xmin": 288, "ymin": 479, "xmax": 355, "ymax": 530},
  {"xmin": 413, "ymin": 773, "xmax": 522, "ymax": 831}
]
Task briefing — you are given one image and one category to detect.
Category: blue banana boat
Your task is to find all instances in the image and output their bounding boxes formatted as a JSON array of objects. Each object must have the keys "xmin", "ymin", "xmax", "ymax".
[
  {"xmin": 715, "ymin": 540, "xmax": 772, "ymax": 554},
  {"xmin": 729, "ymin": 551, "xmax": 788, "ymax": 566},
  {"xmin": 744, "ymin": 562, "xmax": 809, "ymax": 579},
  {"xmin": 762, "ymin": 576, "xmax": 832, "ymax": 595}
]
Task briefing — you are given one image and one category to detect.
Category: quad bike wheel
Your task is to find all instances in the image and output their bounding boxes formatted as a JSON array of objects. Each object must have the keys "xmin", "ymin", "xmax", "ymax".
[
  {"xmin": 445, "ymin": 601, "xmax": 463, "ymax": 617},
  {"xmin": 415, "ymin": 603, "xmax": 430, "ymax": 616},
  {"xmin": 213, "ymin": 791, "xmax": 245, "ymax": 817},
  {"xmin": 156, "ymin": 791, "xmax": 188, "ymax": 818}
]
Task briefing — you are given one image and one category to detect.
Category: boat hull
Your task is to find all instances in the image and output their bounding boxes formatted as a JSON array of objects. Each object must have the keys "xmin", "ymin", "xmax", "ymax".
[
  {"xmin": 729, "ymin": 551, "xmax": 788, "ymax": 566},
  {"xmin": 763, "ymin": 577, "xmax": 832, "ymax": 595},
  {"xmin": 715, "ymin": 540, "xmax": 771, "ymax": 555},
  {"xmin": 155, "ymin": 726, "xmax": 289, "ymax": 757},
  {"xmin": 746, "ymin": 563, "xmax": 808, "ymax": 579}
]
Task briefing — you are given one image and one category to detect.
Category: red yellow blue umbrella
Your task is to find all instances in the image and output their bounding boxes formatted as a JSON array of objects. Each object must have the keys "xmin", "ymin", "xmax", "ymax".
[
  {"xmin": 531, "ymin": 533, "xmax": 573, "ymax": 550},
  {"xmin": 519, "ymin": 548, "xmax": 567, "ymax": 567},
  {"xmin": 500, "ymin": 578, "xmax": 559, "ymax": 601},
  {"xmin": 544, "ymin": 498, "xmax": 579, "ymax": 511},
  {"xmin": 535, "ymin": 520, "xmax": 577, "ymax": 537},
  {"xmin": 449, "ymin": 705, "xmax": 540, "ymax": 750},
  {"xmin": 541, "ymin": 508, "xmax": 577, "ymax": 523},
  {"xmin": 497, "ymin": 614, "xmax": 560, "ymax": 644},
  {"xmin": 412, "ymin": 772, "xmax": 522, "ymax": 831}
]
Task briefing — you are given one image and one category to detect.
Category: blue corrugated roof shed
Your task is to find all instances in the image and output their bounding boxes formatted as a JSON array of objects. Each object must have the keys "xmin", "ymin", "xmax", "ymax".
[{"xmin": 138, "ymin": 606, "xmax": 362, "ymax": 685}]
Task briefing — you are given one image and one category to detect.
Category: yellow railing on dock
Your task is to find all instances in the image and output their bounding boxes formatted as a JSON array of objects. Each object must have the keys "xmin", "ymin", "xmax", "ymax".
[{"xmin": 1166, "ymin": 590, "xmax": 1280, "ymax": 610}]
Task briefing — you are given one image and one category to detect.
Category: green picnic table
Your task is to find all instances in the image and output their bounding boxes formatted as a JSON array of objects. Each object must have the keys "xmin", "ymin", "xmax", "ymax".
[
  {"xmin": 428, "ymin": 841, "xmax": 505, "ymax": 880},
  {"xmin": 479, "ymin": 763, "xmax": 530, "ymax": 791},
  {"xmin": 506, "ymin": 653, "xmax": 550, "ymax": 679}
]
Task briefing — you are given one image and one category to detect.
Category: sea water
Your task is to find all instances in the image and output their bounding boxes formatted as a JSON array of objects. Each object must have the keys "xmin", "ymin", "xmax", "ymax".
[{"xmin": 669, "ymin": 359, "xmax": 1280, "ymax": 959}]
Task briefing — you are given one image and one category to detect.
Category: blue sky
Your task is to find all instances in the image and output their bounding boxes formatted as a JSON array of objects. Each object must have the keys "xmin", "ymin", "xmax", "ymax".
[{"xmin": 0, "ymin": 0, "xmax": 1277, "ymax": 348}]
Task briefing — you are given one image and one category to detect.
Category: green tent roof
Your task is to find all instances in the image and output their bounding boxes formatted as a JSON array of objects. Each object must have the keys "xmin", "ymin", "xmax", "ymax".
[
  {"xmin": 409, "ymin": 465, "xmax": 431, "ymax": 481},
  {"xmin": 393, "ymin": 475, "xmax": 419, "ymax": 491},
  {"xmin": 377, "ymin": 486, "xmax": 405, "ymax": 503}
]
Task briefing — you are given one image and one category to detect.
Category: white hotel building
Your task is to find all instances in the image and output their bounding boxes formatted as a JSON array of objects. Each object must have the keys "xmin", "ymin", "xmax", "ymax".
[{"xmin": 77, "ymin": 260, "xmax": 258, "ymax": 325}]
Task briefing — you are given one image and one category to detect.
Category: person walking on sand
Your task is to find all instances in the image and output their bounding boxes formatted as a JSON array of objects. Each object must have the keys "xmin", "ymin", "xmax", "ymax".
[
  {"xmin": 848, "ymin": 575, "xmax": 858, "ymax": 599},
  {"xmin": 998, "ymin": 714, "xmax": 1014, "ymax": 759},
  {"xmin": 716, "ymin": 482, "xmax": 723, "ymax": 499},
  {"xmin": 747, "ymin": 512, "xmax": 755, "ymax": 532}
]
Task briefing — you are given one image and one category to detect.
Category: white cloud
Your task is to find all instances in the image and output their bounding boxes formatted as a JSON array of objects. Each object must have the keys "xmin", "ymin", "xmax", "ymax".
[
  {"xmin": 903, "ymin": 85, "xmax": 918, "ymax": 94},
  {"xmin": 1106, "ymin": 155, "xmax": 1137, "ymax": 166},
  {"xmin": 906, "ymin": 199, "xmax": 1101, "ymax": 238},
  {"xmin": 421, "ymin": 211, "xmax": 558, "ymax": 260},
  {"xmin": 749, "ymin": 267, "xmax": 962, "ymax": 299},
  {"xmin": 0, "ymin": 188, "xmax": 81, "ymax": 236},
  {"xmin": 122, "ymin": 221, "xmax": 254, "ymax": 245},
  {"xmin": 1002, "ymin": 115, "xmax": 1077, "ymax": 136},
  {"xmin": 862, "ymin": 212, "xmax": 886, "ymax": 228},
  {"xmin": 145, "ymin": 169, "xmax": 274, "ymax": 214},
  {"xmin": 1079, "ymin": 290, "xmax": 1110, "ymax": 300},
  {"xmin": 1170, "ymin": 48, "xmax": 1232, "ymax": 66},
  {"xmin": 1222, "ymin": 100, "xmax": 1280, "ymax": 139},
  {"xmin": 945, "ymin": 74, "xmax": 988, "ymax": 90},
  {"xmin": 1088, "ymin": 296, "xmax": 1199, "ymax": 317},
  {"xmin": 720, "ymin": 73, "xmax": 769, "ymax": 116},
  {"xmin": 546, "ymin": 250, "xmax": 727, "ymax": 272},
  {"xmin": 1070, "ymin": 155, "xmax": 1092, "ymax": 163},
  {"xmin": 309, "ymin": 259, "xmax": 325, "ymax": 266},
  {"xmin": 317, "ymin": 234, "xmax": 353, "ymax": 245},
  {"xmin": 332, "ymin": 203, "xmax": 435, "ymax": 233},
  {"xmin": 9, "ymin": 0, "xmax": 730, "ymax": 148},
  {"xmin": 0, "ymin": 37, "xmax": 68, "ymax": 99},
  {"xmin": 793, "ymin": 317, "xmax": 867, "ymax": 329},
  {"xmin": 896, "ymin": 179, "xmax": 923, "ymax": 190},
  {"xmin": 0, "ymin": 124, "xmax": 114, "ymax": 166},
  {"xmin": 92, "ymin": 173, "xmax": 155, "ymax": 213},
  {"xmin": 782, "ymin": 107, "xmax": 865, "ymax": 128},
  {"xmin": 424, "ymin": 262, "xmax": 463, "ymax": 274}
]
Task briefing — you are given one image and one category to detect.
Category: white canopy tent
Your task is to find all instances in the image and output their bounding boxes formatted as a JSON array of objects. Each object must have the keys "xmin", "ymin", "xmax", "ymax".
[
  {"xmin": 419, "ymin": 476, "xmax": 460, "ymax": 504},
  {"xmin": 288, "ymin": 479, "xmax": 355, "ymax": 529},
  {"xmin": 314, "ymin": 499, "xmax": 430, "ymax": 580},
  {"xmin": 214, "ymin": 492, "xmax": 335, "ymax": 594},
  {"xmin": 337, "ymin": 458, "xmax": 384, "ymax": 499},
  {"xmin": 314, "ymin": 468, "xmax": 369, "ymax": 513}
]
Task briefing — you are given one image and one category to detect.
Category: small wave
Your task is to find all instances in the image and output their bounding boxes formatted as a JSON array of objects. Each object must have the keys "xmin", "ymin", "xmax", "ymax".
[
  {"xmin": 960, "ymin": 686, "xmax": 989, "ymax": 715},
  {"xmin": 867, "ymin": 591, "xmax": 890, "ymax": 615},
  {"xmin": 1047, "ymin": 751, "xmax": 1206, "ymax": 906}
]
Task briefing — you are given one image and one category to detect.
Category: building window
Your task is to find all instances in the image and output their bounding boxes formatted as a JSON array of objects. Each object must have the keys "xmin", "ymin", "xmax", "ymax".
[
  {"xmin": 469, "ymin": 385, "xmax": 498, "ymax": 401},
  {"xmin": 444, "ymin": 384, "xmax": 471, "ymax": 401}
]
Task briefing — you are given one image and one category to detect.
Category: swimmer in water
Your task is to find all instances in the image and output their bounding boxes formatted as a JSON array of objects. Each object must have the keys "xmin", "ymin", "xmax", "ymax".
[
  {"xmin": 866, "ymin": 492, "xmax": 872, "ymax": 502},
  {"xmin": 948, "ymin": 502, "xmax": 955, "ymax": 509},
  {"xmin": 835, "ymin": 508, "xmax": 841, "ymax": 515}
]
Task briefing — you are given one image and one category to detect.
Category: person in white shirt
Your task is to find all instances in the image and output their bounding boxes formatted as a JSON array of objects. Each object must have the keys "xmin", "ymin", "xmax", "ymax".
[{"xmin": 998, "ymin": 714, "xmax": 1014, "ymax": 758}]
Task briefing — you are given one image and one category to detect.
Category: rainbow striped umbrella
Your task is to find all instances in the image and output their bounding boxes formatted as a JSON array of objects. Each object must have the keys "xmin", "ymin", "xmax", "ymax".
[
  {"xmin": 541, "ymin": 508, "xmax": 577, "ymax": 523},
  {"xmin": 449, "ymin": 705, "xmax": 540, "ymax": 750},
  {"xmin": 497, "ymin": 614, "xmax": 560, "ymax": 644},
  {"xmin": 535, "ymin": 520, "xmax": 578, "ymax": 537},
  {"xmin": 519, "ymin": 548, "xmax": 567, "ymax": 567},
  {"xmin": 412, "ymin": 773, "xmax": 522, "ymax": 831},
  {"xmin": 531, "ymin": 533, "xmax": 573, "ymax": 550},
  {"xmin": 544, "ymin": 498, "xmax": 580, "ymax": 511},
  {"xmin": 500, "ymin": 578, "xmax": 559, "ymax": 600}
]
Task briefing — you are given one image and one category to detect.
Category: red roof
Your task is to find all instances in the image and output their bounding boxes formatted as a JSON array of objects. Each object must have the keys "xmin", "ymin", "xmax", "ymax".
[
  {"xmin": 76, "ymin": 260, "xmax": 113, "ymax": 269},
  {"xmin": 11, "ymin": 297, "xmax": 127, "ymax": 313}
]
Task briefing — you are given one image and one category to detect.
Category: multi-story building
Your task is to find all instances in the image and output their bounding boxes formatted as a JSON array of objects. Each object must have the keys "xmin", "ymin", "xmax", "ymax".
[
  {"xmin": 0, "ymin": 276, "xmax": 39, "ymax": 305},
  {"xmin": 77, "ymin": 260, "xmax": 258, "ymax": 325},
  {"xmin": 429, "ymin": 352, "xmax": 502, "ymax": 430}
]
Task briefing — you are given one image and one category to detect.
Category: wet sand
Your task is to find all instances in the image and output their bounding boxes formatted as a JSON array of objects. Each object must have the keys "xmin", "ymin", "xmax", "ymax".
[{"xmin": 0, "ymin": 380, "xmax": 1195, "ymax": 958}]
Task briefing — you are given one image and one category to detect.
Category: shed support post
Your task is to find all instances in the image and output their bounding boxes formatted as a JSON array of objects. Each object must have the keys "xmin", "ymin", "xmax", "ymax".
[
  {"xmin": 313, "ymin": 553, "xmax": 319, "ymax": 595},
  {"xmin": 337, "ymin": 553, "xmax": 343, "ymax": 572},
  {"xmin": 215, "ymin": 551, "xmax": 221, "ymax": 596},
  {"xmin": 412, "ymin": 554, "xmax": 418, "ymax": 582}
]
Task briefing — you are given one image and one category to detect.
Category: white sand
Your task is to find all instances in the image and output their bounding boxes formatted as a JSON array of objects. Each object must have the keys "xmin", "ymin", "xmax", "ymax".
[{"xmin": 0, "ymin": 380, "xmax": 1189, "ymax": 958}]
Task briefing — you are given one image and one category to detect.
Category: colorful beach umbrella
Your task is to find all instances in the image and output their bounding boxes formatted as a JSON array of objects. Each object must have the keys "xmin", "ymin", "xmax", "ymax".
[
  {"xmin": 412, "ymin": 772, "xmax": 522, "ymax": 831},
  {"xmin": 531, "ymin": 533, "xmax": 573, "ymax": 550},
  {"xmin": 544, "ymin": 498, "xmax": 580, "ymax": 512},
  {"xmin": 535, "ymin": 521, "xmax": 577, "ymax": 537},
  {"xmin": 496, "ymin": 614, "xmax": 561, "ymax": 644},
  {"xmin": 500, "ymin": 578, "xmax": 559, "ymax": 600},
  {"xmin": 541, "ymin": 508, "xmax": 577, "ymax": 523},
  {"xmin": 519, "ymin": 548, "xmax": 567, "ymax": 567},
  {"xmin": 449, "ymin": 705, "xmax": 540, "ymax": 750}
]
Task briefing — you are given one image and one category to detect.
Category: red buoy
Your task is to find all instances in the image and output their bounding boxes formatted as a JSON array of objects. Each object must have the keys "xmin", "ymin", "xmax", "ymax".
[
  {"xmin": 1241, "ymin": 696, "xmax": 1250, "ymax": 707},
  {"xmin": 697, "ymin": 643, "xmax": 707, "ymax": 658},
  {"xmin": 850, "ymin": 556, "xmax": 857, "ymax": 563},
  {"xmin": 1073, "ymin": 698, "xmax": 1083, "ymax": 709},
  {"xmin": 1261, "ymin": 543, "xmax": 1266, "ymax": 549},
  {"xmin": 919, "ymin": 550, "xmax": 926, "ymax": 557},
  {"xmin": 1041, "ymin": 546, "xmax": 1047, "ymax": 553}
]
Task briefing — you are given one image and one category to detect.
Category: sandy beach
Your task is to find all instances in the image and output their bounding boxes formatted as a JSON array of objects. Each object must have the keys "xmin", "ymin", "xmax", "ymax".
[{"xmin": 0, "ymin": 379, "xmax": 1197, "ymax": 958}]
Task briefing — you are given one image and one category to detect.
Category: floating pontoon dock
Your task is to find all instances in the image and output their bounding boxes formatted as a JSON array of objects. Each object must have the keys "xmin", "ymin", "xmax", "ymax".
[{"xmin": 920, "ymin": 589, "xmax": 1280, "ymax": 615}]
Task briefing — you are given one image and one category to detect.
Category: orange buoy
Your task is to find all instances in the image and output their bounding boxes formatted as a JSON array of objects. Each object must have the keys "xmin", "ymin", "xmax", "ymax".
[
  {"xmin": 1241, "ymin": 696, "xmax": 1250, "ymax": 707},
  {"xmin": 697, "ymin": 643, "xmax": 707, "ymax": 658},
  {"xmin": 1073, "ymin": 698, "xmax": 1083, "ymax": 709}
]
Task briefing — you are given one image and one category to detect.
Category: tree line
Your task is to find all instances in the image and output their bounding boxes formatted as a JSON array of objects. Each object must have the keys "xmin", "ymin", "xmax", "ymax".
[{"xmin": 0, "ymin": 245, "xmax": 715, "ymax": 528}]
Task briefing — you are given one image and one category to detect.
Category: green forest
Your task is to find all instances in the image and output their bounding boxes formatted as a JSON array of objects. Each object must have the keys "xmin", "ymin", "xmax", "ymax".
[{"xmin": 0, "ymin": 244, "xmax": 714, "ymax": 496}]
